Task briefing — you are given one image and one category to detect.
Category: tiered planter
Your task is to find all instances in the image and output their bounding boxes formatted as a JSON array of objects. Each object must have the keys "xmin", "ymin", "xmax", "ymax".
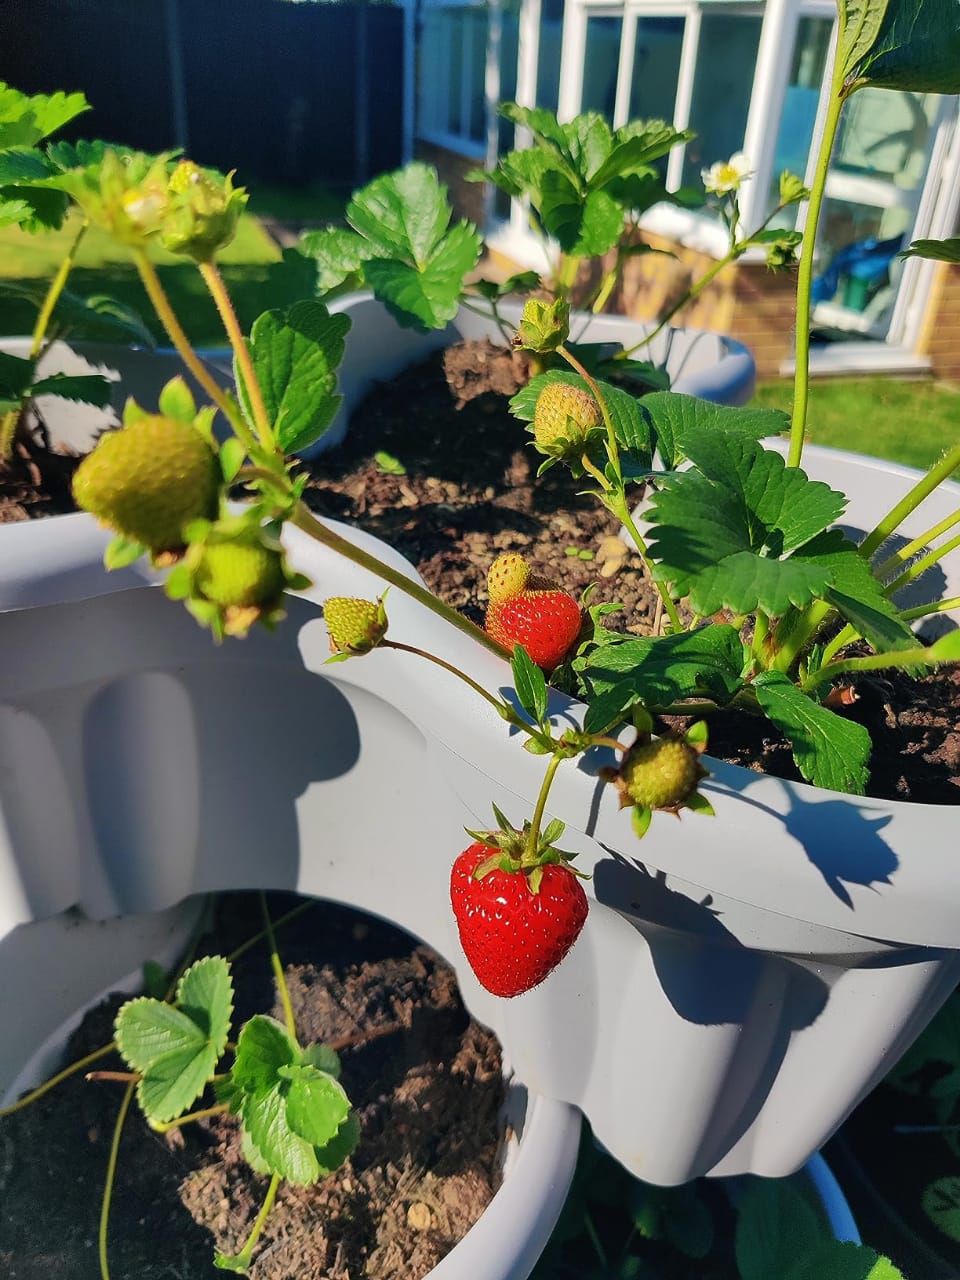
[{"xmin": 0, "ymin": 301, "xmax": 955, "ymax": 1252}]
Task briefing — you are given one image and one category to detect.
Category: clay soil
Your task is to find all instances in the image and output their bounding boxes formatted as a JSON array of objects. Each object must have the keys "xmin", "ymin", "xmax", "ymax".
[{"xmin": 0, "ymin": 894, "xmax": 505, "ymax": 1279}]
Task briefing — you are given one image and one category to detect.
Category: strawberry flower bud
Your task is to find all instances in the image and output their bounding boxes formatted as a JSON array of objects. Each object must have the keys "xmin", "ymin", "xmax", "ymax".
[
  {"xmin": 161, "ymin": 161, "xmax": 248, "ymax": 262},
  {"xmin": 513, "ymin": 298, "xmax": 570, "ymax": 354}
]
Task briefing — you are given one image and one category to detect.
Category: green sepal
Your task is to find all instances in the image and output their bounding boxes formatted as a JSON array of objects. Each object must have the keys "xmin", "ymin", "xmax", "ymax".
[
  {"xmin": 684, "ymin": 791, "xmax": 715, "ymax": 817},
  {"xmin": 685, "ymin": 720, "xmax": 709, "ymax": 748},
  {"xmin": 158, "ymin": 376, "xmax": 196, "ymax": 424},
  {"xmin": 523, "ymin": 737, "xmax": 552, "ymax": 755},
  {"xmin": 220, "ymin": 437, "xmax": 247, "ymax": 482},
  {"xmin": 104, "ymin": 535, "xmax": 146, "ymax": 570},
  {"xmin": 631, "ymin": 805, "xmax": 653, "ymax": 839}
]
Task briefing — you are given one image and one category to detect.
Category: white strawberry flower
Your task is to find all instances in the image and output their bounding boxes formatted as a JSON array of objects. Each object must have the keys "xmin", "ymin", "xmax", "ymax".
[{"xmin": 701, "ymin": 152, "xmax": 753, "ymax": 195}]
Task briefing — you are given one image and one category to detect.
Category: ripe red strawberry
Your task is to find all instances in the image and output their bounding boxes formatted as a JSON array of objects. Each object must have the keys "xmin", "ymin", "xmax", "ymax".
[
  {"xmin": 450, "ymin": 842, "xmax": 588, "ymax": 998},
  {"xmin": 485, "ymin": 553, "xmax": 581, "ymax": 670}
]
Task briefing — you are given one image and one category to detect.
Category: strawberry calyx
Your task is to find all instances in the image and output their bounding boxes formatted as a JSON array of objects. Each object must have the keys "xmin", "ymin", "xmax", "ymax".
[
  {"xmin": 323, "ymin": 594, "xmax": 389, "ymax": 659},
  {"xmin": 463, "ymin": 805, "xmax": 588, "ymax": 895}
]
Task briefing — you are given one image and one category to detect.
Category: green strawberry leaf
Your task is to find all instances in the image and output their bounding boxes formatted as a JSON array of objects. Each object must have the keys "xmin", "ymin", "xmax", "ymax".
[
  {"xmin": 838, "ymin": 0, "xmax": 891, "ymax": 81},
  {"xmin": 314, "ymin": 1110, "xmax": 361, "ymax": 1175},
  {"xmin": 540, "ymin": 175, "xmax": 625, "ymax": 256},
  {"xmin": 647, "ymin": 431, "xmax": 847, "ymax": 615},
  {"xmin": 511, "ymin": 644, "xmax": 548, "ymax": 725},
  {"xmin": 847, "ymin": 0, "xmax": 960, "ymax": 93},
  {"xmin": 298, "ymin": 225, "xmax": 371, "ymax": 292},
  {"xmin": 241, "ymin": 1084, "xmax": 321, "ymax": 1184},
  {"xmin": 232, "ymin": 1014, "xmax": 298, "ymax": 1095},
  {"xmin": 637, "ymin": 392, "xmax": 789, "ymax": 471},
  {"xmin": 592, "ymin": 119, "xmax": 693, "ymax": 186},
  {"xmin": 280, "ymin": 1062, "xmax": 351, "ymax": 1147},
  {"xmin": 735, "ymin": 1177, "xmax": 829, "ymax": 1280},
  {"xmin": 923, "ymin": 1176, "xmax": 960, "ymax": 1241},
  {"xmin": 29, "ymin": 372, "xmax": 112, "ymax": 407},
  {"xmin": 0, "ymin": 280, "xmax": 157, "ymax": 347},
  {"xmin": 0, "ymin": 83, "xmax": 89, "ymax": 150},
  {"xmin": 581, "ymin": 624, "xmax": 747, "ymax": 731},
  {"xmin": 0, "ymin": 350, "xmax": 35, "ymax": 400},
  {"xmin": 901, "ymin": 236, "xmax": 960, "ymax": 264},
  {"xmin": 301, "ymin": 1042, "xmax": 342, "ymax": 1078},
  {"xmin": 753, "ymin": 672, "xmax": 872, "ymax": 793},
  {"xmin": 239, "ymin": 299, "xmax": 350, "ymax": 455},
  {"xmin": 332, "ymin": 163, "xmax": 481, "ymax": 330},
  {"xmin": 364, "ymin": 220, "xmax": 481, "ymax": 331},
  {"xmin": 114, "ymin": 956, "xmax": 233, "ymax": 1123},
  {"xmin": 792, "ymin": 530, "xmax": 915, "ymax": 652}
]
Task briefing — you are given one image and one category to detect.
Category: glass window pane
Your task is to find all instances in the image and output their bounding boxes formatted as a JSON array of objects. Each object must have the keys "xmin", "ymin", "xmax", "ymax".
[
  {"xmin": 582, "ymin": 15, "xmax": 622, "ymax": 121},
  {"xmin": 537, "ymin": 0, "xmax": 565, "ymax": 113},
  {"xmin": 467, "ymin": 8, "xmax": 489, "ymax": 143},
  {"xmin": 446, "ymin": 11, "xmax": 464, "ymax": 135},
  {"xmin": 681, "ymin": 13, "xmax": 763, "ymax": 189},
  {"xmin": 768, "ymin": 16, "xmax": 833, "ymax": 221},
  {"xmin": 628, "ymin": 17, "xmax": 683, "ymax": 123}
]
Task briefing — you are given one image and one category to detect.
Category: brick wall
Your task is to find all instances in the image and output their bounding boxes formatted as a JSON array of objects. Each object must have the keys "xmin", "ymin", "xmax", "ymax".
[{"xmin": 917, "ymin": 263, "xmax": 960, "ymax": 380}]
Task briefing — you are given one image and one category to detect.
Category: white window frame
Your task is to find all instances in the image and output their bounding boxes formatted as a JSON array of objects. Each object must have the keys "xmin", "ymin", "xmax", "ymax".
[{"xmin": 417, "ymin": 2, "xmax": 490, "ymax": 160}]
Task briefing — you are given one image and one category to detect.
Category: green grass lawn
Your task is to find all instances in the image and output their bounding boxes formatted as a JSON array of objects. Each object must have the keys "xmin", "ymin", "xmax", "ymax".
[
  {"xmin": 0, "ymin": 210, "xmax": 317, "ymax": 348},
  {"xmin": 752, "ymin": 377, "xmax": 959, "ymax": 470}
]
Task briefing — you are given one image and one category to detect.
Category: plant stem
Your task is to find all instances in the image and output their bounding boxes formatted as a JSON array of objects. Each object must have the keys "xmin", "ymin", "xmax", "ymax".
[
  {"xmin": 801, "ymin": 643, "xmax": 941, "ymax": 692},
  {"xmin": 884, "ymin": 531, "xmax": 960, "ymax": 597},
  {"xmin": 522, "ymin": 752, "xmax": 564, "ymax": 864},
  {"xmin": 225, "ymin": 1172, "xmax": 281, "ymax": 1271},
  {"xmin": 580, "ymin": 450, "xmax": 611, "ymax": 490},
  {"xmin": 198, "ymin": 259, "xmax": 273, "ymax": 449},
  {"xmin": 0, "ymin": 1041, "xmax": 115, "ymax": 1117},
  {"xmin": 260, "ymin": 891, "xmax": 296, "ymax": 1038},
  {"xmin": 899, "ymin": 595, "xmax": 960, "ymax": 622},
  {"xmin": 860, "ymin": 442, "xmax": 960, "ymax": 559},
  {"xmin": 291, "ymin": 501, "xmax": 508, "ymax": 660},
  {"xmin": 788, "ymin": 67, "xmax": 847, "ymax": 467},
  {"xmin": 133, "ymin": 249, "xmax": 253, "ymax": 447},
  {"xmin": 151, "ymin": 1102, "xmax": 230, "ymax": 1133},
  {"xmin": 227, "ymin": 899, "xmax": 317, "ymax": 964},
  {"xmin": 98, "ymin": 1080, "xmax": 136, "ymax": 1280},
  {"xmin": 818, "ymin": 622, "xmax": 857, "ymax": 668},
  {"xmin": 874, "ymin": 507, "xmax": 960, "ymax": 580},
  {"xmin": 381, "ymin": 640, "xmax": 509, "ymax": 716},
  {"xmin": 30, "ymin": 218, "xmax": 88, "ymax": 358},
  {"xmin": 618, "ymin": 252, "xmax": 733, "ymax": 358},
  {"xmin": 615, "ymin": 497, "xmax": 684, "ymax": 634}
]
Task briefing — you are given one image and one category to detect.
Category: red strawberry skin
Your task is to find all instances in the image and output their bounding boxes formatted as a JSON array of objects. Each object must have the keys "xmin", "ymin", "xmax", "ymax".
[
  {"xmin": 485, "ymin": 591, "xmax": 581, "ymax": 670},
  {"xmin": 450, "ymin": 843, "xmax": 588, "ymax": 998}
]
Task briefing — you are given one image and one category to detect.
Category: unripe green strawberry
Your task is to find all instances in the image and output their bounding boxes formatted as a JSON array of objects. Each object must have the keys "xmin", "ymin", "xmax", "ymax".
[
  {"xmin": 73, "ymin": 415, "xmax": 219, "ymax": 553},
  {"xmin": 194, "ymin": 536, "xmax": 286, "ymax": 609},
  {"xmin": 324, "ymin": 596, "xmax": 388, "ymax": 655},
  {"xmin": 533, "ymin": 382, "xmax": 602, "ymax": 454},
  {"xmin": 617, "ymin": 736, "xmax": 707, "ymax": 811}
]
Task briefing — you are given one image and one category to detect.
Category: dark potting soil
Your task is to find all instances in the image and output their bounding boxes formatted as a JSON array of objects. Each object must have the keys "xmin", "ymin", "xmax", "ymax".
[
  {"xmin": 0, "ymin": 894, "xmax": 505, "ymax": 1280},
  {"xmin": 302, "ymin": 340, "xmax": 960, "ymax": 807}
]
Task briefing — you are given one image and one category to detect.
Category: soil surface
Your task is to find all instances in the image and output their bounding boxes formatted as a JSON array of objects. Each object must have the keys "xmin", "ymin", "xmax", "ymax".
[{"xmin": 0, "ymin": 894, "xmax": 505, "ymax": 1279}]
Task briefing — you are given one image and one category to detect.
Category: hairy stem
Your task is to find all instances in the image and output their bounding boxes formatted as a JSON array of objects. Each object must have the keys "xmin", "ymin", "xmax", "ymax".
[
  {"xmin": 133, "ymin": 250, "xmax": 253, "ymax": 447},
  {"xmin": 31, "ymin": 218, "xmax": 88, "ymax": 358},
  {"xmin": 150, "ymin": 1102, "xmax": 230, "ymax": 1133},
  {"xmin": 98, "ymin": 1080, "xmax": 136, "ymax": 1280},
  {"xmin": 860, "ymin": 442, "xmax": 960, "ymax": 559},
  {"xmin": 225, "ymin": 1172, "xmax": 281, "ymax": 1271},
  {"xmin": 884, "ymin": 531, "xmax": 960, "ymax": 597},
  {"xmin": 874, "ymin": 507, "xmax": 960, "ymax": 580},
  {"xmin": 382, "ymin": 640, "xmax": 509, "ymax": 716},
  {"xmin": 198, "ymin": 259, "xmax": 273, "ymax": 449},
  {"xmin": 0, "ymin": 1041, "xmax": 115, "ymax": 1117},
  {"xmin": 899, "ymin": 595, "xmax": 960, "ymax": 622},
  {"xmin": 788, "ymin": 71, "xmax": 847, "ymax": 467},
  {"xmin": 260, "ymin": 891, "xmax": 296, "ymax": 1038},
  {"xmin": 801, "ymin": 643, "xmax": 941, "ymax": 692},
  {"xmin": 522, "ymin": 751, "xmax": 564, "ymax": 864}
]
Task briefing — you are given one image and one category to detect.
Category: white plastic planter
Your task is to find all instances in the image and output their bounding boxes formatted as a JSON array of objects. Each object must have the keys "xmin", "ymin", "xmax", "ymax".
[
  {"xmin": 1, "ymin": 904, "xmax": 579, "ymax": 1280},
  {"xmin": 1, "ymin": 436, "xmax": 958, "ymax": 1192},
  {"xmin": 313, "ymin": 292, "xmax": 756, "ymax": 454}
]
